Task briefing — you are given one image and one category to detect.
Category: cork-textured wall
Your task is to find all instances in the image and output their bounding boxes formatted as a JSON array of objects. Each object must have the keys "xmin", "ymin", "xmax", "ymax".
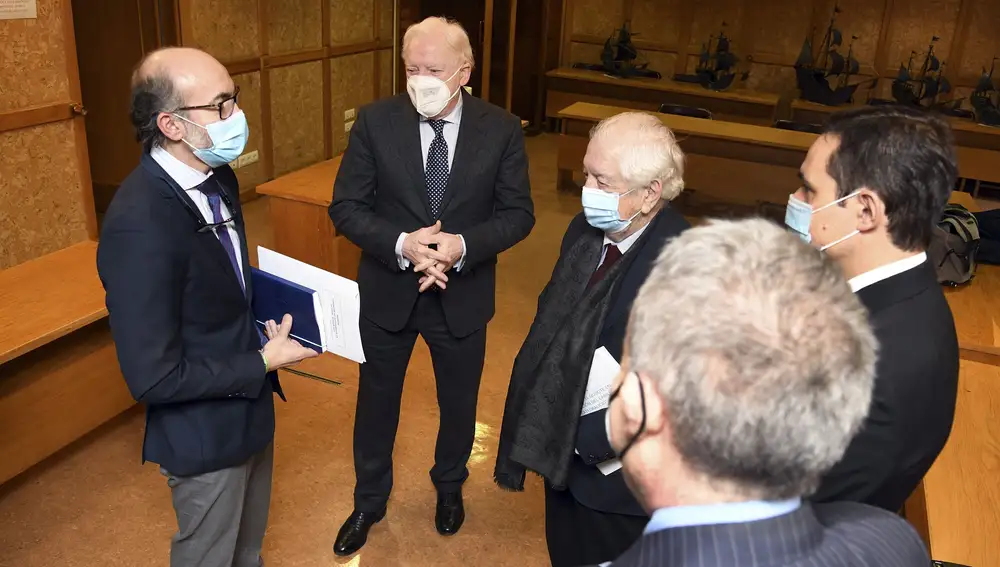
[
  {"xmin": 0, "ymin": 0, "xmax": 92, "ymax": 270},
  {"xmin": 563, "ymin": 0, "xmax": 1000, "ymax": 97},
  {"xmin": 180, "ymin": 0, "xmax": 396, "ymax": 187}
]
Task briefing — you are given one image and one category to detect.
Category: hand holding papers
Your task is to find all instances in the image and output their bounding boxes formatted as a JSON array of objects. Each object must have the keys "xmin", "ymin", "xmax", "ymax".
[
  {"xmin": 259, "ymin": 314, "xmax": 320, "ymax": 369},
  {"xmin": 583, "ymin": 346, "xmax": 624, "ymax": 476},
  {"xmin": 256, "ymin": 247, "xmax": 367, "ymax": 364}
]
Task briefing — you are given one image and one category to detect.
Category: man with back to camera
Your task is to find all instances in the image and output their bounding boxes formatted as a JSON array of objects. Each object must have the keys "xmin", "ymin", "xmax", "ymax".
[
  {"xmin": 328, "ymin": 16, "xmax": 534, "ymax": 555},
  {"xmin": 787, "ymin": 104, "xmax": 960, "ymax": 512},
  {"xmin": 494, "ymin": 111, "xmax": 689, "ymax": 567},
  {"xmin": 97, "ymin": 47, "xmax": 317, "ymax": 567},
  {"xmin": 597, "ymin": 217, "xmax": 931, "ymax": 566}
]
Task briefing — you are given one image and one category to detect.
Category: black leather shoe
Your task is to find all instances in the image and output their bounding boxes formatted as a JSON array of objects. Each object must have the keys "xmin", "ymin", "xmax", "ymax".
[
  {"xmin": 333, "ymin": 509, "xmax": 385, "ymax": 556},
  {"xmin": 435, "ymin": 491, "xmax": 465, "ymax": 535}
]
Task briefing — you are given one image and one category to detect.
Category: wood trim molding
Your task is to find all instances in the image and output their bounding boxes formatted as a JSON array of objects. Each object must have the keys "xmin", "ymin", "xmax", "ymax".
[
  {"xmin": 328, "ymin": 40, "xmax": 381, "ymax": 58},
  {"xmin": 672, "ymin": 2, "xmax": 695, "ymax": 77},
  {"xmin": 873, "ymin": 0, "xmax": 896, "ymax": 74},
  {"xmin": 265, "ymin": 48, "xmax": 326, "ymax": 69},
  {"xmin": 505, "ymin": 0, "xmax": 518, "ymax": 112},
  {"xmin": 482, "ymin": 0, "xmax": 495, "ymax": 98},
  {"xmin": 225, "ymin": 57, "xmax": 263, "ymax": 75},
  {"xmin": 571, "ymin": 34, "xmax": 679, "ymax": 54},
  {"xmin": 559, "ymin": 0, "xmax": 573, "ymax": 66},
  {"xmin": 947, "ymin": 0, "xmax": 973, "ymax": 80},
  {"xmin": 0, "ymin": 103, "xmax": 75, "ymax": 134},
  {"xmin": 959, "ymin": 342, "xmax": 1000, "ymax": 367},
  {"xmin": 62, "ymin": 0, "xmax": 98, "ymax": 241},
  {"xmin": 322, "ymin": 0, "xmax": 332, "ymax": 159},
  {"xmin": 622, "ymin": 0, "xmax": 634, "ymax": 23},
  {"xmin": 177, "ymin": 0, "xmax": 194, "ymax": 46}
]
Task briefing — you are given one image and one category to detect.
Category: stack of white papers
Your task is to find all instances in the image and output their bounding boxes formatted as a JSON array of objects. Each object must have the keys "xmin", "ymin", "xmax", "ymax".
[{"xmin": 257, "ymin": 247, "xmax": 366, "ymax": 364}]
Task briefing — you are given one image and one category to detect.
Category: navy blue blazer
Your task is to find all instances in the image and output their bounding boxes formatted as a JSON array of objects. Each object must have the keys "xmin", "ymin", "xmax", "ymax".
[{"xmin": 97, "ymin": 153, "xmax": 283, "ymax": 477}]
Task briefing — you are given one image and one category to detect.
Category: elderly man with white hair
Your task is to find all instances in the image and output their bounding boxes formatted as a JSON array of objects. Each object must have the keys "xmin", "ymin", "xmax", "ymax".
[
  {"xmin": 495, "ymin": 111, "xmax": 689, "ymax": 567},
  {"xmin": 329, "ymin": 16, "xmax": 534, "ymax": 556},
  {"xmin": 597, "ymin": 218, "xmax": 930, "ymax": 566}
]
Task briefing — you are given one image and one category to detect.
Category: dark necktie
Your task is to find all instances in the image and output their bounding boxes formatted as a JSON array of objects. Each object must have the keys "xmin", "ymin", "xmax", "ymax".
[
  {"xmin": 588, "ymin": 244, "xmax": 622, "ymax": 288},
  {"xmin": 425, "ymin": 119, "xmax": 450, "ymax": 218},
  {"xmin": 199, "ymin": 181, "xmax": 245, "ymax": 295}
]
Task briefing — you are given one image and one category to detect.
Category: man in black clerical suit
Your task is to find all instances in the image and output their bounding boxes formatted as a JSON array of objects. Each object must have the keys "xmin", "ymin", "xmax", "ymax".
[
  {"xmin": 786, "ymin": 104, "xmax": 960, "ymax": 513},
  {"xmin": 327, "ymin": 16, "xmax": 534, "ymax": 556},
  {"xmin": 495, "ymin": 111, "xmax": 689, "ymax": 567}
]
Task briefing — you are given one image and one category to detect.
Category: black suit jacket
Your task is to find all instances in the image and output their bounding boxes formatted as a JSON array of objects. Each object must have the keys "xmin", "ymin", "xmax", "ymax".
[
  {"xmin": 97, "ymin": 153, "xmax": 283, "ymax": 477},
  {"xmin": 555, "ymin": 208, "xmax": 690, "ymax": 516},
  {"xmin": 811, "ymin": 260, "xmax": 959, "ymax": 512},
  {"xmin": 328, "ymin": 92, "xmax": 535, "ymax": 337},
  {"xmin": 593, "ymin": 502, "xmax": 930, "ymax": 567}
]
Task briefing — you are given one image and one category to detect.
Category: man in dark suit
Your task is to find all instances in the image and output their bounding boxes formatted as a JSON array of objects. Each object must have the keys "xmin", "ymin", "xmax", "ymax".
[
  {"xmin": 600, "ymin": 218, "xmax": 930, "ymax": 567},
  {"xmin": 788, "ymin": 105, "xmax": 960, "ymax": 512},
  {"xmin": 98, "ymin": 47, "xmax": 317, "ymax": 567},
  {"xmin": 327, "ymin": 16, "xmax": 534, "ymax": 555},
  {"xmin": 494, "ymin": 111, "xmax": 689, "ymax": 567}
]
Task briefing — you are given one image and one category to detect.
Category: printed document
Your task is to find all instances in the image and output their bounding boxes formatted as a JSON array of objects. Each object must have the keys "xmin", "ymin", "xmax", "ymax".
[{"xmin": 257, "ymin": 247, "xmax": 366, "ymax": 363}]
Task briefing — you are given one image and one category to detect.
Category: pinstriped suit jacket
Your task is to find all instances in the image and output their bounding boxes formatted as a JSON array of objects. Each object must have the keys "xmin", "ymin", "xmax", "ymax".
[{"xmin": 593, "ymin": 502, "xmax": 930, "ymax": 567}]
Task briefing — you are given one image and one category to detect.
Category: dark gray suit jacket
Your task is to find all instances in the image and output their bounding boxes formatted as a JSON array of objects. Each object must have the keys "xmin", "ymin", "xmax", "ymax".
[{"xmin": 592, "ymin": 502, "xmax": 930, "ymax": 567}]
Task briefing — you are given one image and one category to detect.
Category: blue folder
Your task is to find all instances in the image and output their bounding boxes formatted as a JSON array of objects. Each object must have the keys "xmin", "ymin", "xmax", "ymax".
[{"xmin": 250, "ymin": 267, "xmax": 323, "ymax": 353}]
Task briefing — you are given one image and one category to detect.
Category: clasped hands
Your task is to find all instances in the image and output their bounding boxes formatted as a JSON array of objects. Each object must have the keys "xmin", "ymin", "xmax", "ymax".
[{"xmin": 402, "ymin": 221, "xmax": 464, "ymax": 292}]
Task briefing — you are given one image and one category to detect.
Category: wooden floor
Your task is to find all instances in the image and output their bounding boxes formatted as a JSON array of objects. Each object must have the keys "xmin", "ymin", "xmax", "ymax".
[{"xmin": 0, "ymin": 134, "xmax": 584, "ymax": 567}]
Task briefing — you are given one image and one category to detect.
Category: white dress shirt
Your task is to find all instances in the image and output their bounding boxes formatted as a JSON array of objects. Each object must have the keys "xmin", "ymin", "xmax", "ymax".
[
  {"xmin": 848, "ymin": 252, "xmax": 927, "ymax": 293},
  {"xmin": 394, "ymin": 97, "xmax": 467, "ymax": 272},
  {"xmin": 598, "ymin": 222, "xmax": 650, "ymax": 267},
  {"xmin": 150, "ymin": 146, "xmax": 244, "ymax": 277}
]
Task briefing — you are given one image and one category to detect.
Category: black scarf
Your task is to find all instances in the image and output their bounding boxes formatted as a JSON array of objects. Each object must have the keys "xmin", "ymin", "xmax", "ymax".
[{"xmin": 494, "ymin": 223, "xmax": 641, "ymax": 490}]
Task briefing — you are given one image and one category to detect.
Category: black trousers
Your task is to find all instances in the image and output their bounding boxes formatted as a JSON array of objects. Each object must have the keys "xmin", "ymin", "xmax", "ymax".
[
  {"xmin": 353, "ymin": 292, "xmax": 487, "ymax": 512},
  {"xmin": 544, "ymin": 482, "xmax": 647, "ymax": 567}
]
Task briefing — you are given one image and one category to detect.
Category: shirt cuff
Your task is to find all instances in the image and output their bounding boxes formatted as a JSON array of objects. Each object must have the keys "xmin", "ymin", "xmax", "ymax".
[
  {"xmin": 395, "ymin": 232, "xmax": 410, "ymax": 270},
  {"xmin": 605, "ymin": 411, "xmax": 612, "ymax": 446},
  {"xmin": 455, "ymin": 234, "xmax": 468, "ymax": 271}
]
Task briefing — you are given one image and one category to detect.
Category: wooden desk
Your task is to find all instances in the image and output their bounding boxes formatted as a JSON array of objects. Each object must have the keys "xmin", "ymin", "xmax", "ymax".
[
  {"xmin": 546, "ymin": 67, "xmax": 780, "ymax": 126},
  {"xmin": 791, "ymin": 99, "xmax": 1000, "ymax": 152},
  {"xmin": 557, "ymin": 103, "xmax": 1000, "ymax": 203},
  {"xmin": 255, "ymin": 155, "xmax": 361, "ymax": 279},
  {"xmin": 0, "ymin": 241, "xmax": 133, "ymax": 484}
]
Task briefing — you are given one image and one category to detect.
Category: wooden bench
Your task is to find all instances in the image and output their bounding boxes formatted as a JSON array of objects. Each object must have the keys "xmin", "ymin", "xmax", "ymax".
[
  {"xmin": 546, "ymin": 67, "xmax": 780, "ymax": 126},
  {"xmin": 0, "ymin": 241, "xmax": 133, "ymax": 484},
  {"xmin": 255, "ymin": 155, "xmax": 361, "ymax": 279},
  {"xmin": 556, "ymin": 103, "xmax": 1000, "ymax": 207}
]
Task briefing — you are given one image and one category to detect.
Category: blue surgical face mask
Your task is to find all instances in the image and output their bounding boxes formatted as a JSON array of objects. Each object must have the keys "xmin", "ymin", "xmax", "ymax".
[
  {"xmin": 784, "ymin": 191, "xmax": 861, "ymax": 252},
  {"xmin": 173, "ymin": 110, "xmax": 249, "ymax": 168},
  {"xmin": 582, "ymin": 186, "xmax": 641, "ymax": 234}
]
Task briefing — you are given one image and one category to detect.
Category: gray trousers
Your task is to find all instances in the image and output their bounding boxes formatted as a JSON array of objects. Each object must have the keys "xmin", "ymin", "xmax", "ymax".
[{"xmin": 159, "ymin": 443, "xmax": 273, "ymax": 567}]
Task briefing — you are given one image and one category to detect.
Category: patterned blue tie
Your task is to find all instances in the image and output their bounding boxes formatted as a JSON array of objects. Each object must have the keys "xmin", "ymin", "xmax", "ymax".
[{"xmin": 425, "ymin": 119, "xmax": 450, "ymax": 218}]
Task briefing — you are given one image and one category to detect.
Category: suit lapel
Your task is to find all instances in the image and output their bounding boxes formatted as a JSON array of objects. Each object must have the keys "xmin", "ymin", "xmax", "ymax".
[
  {"xmin": 855, "ymin": 260, "xmax": 936, "ymax": 315},
  {"xmin": 390, "ymin": 100, "xmax": 435, "ymax": 222},
  {"xmin": 437, "ymin": 92, "xmax": 486, "ymax": 217}
]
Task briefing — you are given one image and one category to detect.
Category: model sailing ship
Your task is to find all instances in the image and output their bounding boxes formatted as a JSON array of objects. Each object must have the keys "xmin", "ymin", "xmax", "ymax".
[
  {"xmin": 673, "ymin": 23, "xmax": 749, "ymax": 91},
  {"xmin": 572, "ymin": 21, "xmax": 662, "ymax": 79},
  {"xmin": 970, "ymin": 57, "xmax": 1000, "ymax": 126},
  {"xmin": 879, "ymin": 36, "xmax": 959, "ymax": 110},
  {"xmin": 795, "ymin": 5, "xmax": 874, "ymax": 106}
]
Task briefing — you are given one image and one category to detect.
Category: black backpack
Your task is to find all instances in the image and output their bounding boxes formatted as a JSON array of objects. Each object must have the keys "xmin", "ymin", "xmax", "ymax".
[{"xmin": 928, "ymin": 203, "xmax": 980, "ymax": 286}]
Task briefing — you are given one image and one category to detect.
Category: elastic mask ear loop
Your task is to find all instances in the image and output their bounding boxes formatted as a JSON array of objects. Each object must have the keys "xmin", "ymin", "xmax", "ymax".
[{"xmin": 816, "ymin": 190, "xmax": 862, "ymax": 252}]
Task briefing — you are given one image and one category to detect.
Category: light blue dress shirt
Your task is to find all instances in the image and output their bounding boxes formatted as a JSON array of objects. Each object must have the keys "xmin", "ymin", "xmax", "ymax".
[{"xmin": 644, "ymin": 498, "xmax": 802, "ymax": 535}]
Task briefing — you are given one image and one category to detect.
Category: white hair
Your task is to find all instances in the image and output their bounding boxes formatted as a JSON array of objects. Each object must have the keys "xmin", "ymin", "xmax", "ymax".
[
  {"xmin": 402, "ymin": 16, "xmax": 475, "ymax": 70},
  {"xmin": 627, "ymin": 218, "xmax": 878, "ymax": 500},
  {"xmin": 590, "ymin": 112, "xmax": 685, "ymax": 201}
]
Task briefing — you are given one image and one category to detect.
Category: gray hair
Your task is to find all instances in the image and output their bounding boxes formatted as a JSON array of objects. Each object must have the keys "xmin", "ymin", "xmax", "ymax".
[
  {"xmin": 590, "ymin": 112, "xmax": 685, "ymax": 201},
  {"xmin": 402, "ymin": 16, "xmax": 476, "ymax": 71},
  {"xmin": 627, "ymin": 218, "xmax": 877, "ymax": 500}
]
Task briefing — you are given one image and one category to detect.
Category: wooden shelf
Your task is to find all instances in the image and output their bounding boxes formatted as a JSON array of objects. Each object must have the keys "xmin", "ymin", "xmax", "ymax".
[{"xmin": 0, "ymin": 240, "xmax": 107, "ymax": 365}]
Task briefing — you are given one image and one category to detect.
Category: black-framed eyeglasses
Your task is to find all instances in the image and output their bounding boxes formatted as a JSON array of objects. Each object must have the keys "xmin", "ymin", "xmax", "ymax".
[
  {"xmin": 175, "ymin": 85, "xmax": 241, "ymax": 121},
  {"xmin": 609, "ymin": 372, "xmax": 646, "ymax": 460},
  {"xmin": 194, "ymin": 179, "xmax": 238, "ymax": 233}
]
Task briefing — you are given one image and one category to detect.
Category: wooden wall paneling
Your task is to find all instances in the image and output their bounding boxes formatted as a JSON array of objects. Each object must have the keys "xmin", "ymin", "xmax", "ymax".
[
  {"xmin": 559, "ymin": 0, "xmax": 573, "ymax": 66},
  {"xmin": 323, "ymin": 0, "xmax": 332, "ymax": 159},
  {"xmin": 330, "ymin": 0, "xmax": 376, "ymax": 45},
  {"xmin": 183, "ymin": 0, "xmax": 261, "ymax": 61},
  {"xmin": 63, "ymin": 0, "xmax": 98, "ymax": 241},
  {"xmin": 572, "ymin": 0, "xmax": 623, "ymax": 38},
  {"xmin": 810, "ymin": 0, "xmax": 886, "ymax": 77},
  {"xmin": 671, "ymin": 1, "xmax": 696, "ymax": 76},
  {"xmin": 0, "ymin": 0, "xmax": 73, "ymax": 113},
  {"xmin": 482, "ymin": 0, "xmax": 495, "ymax": 98},
  {"xmin": 330, "ymin": 52, "xmax": 376, "ymax": 154},
  {"xmin": 955, "ymin": 0, "xmax": 1000, "ymax": 81},
  {"xmin": 268, "ymin": 0, "xmax": 323, "ymax": 55},
  {"xmin": 882, "ymin": 0, "xmax": 962, "ymax": 77},
  {"xmin": 269, "ymin": 62, "xmax": 326, "ymax": 176},
  {"xmin": 258, "ymin": 0, "xmax": 275, "ymax": 182},
  {"xmin": 946, "ymin": 0, "xmax": 973, "ymax": 83},
  {"xmin": 0, "ymin": 104, "xmax": 74, "ymax": 134},
  {"xmin": 378, "ymin": 49, "xmax": 395, "ymax": 99},
  {"xmin": 504, "ymin": 0, "xmax": 518, "ymax": 112},
  {"xmin": 233, "ymin": 72, "xmax": 268, "ymax": 193},
  {"xmin": 0, "ymin": 122, "xmax": 91, "ymax": 269}
]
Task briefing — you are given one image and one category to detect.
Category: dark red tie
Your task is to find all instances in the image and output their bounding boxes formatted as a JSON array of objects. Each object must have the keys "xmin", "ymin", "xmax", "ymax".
[{"xmin": 588, "ymin": 244, "xmax": 622, "ymax": 288}]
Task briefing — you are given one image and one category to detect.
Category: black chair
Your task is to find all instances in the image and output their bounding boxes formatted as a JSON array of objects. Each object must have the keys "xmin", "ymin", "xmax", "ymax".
[
  {"xmin": 773, "ymin": 119, "xmax": 822, "ymax": 134},
  {"xmin": 658, "ymin": 103, "xmax": 712, "ymax": 119}
]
